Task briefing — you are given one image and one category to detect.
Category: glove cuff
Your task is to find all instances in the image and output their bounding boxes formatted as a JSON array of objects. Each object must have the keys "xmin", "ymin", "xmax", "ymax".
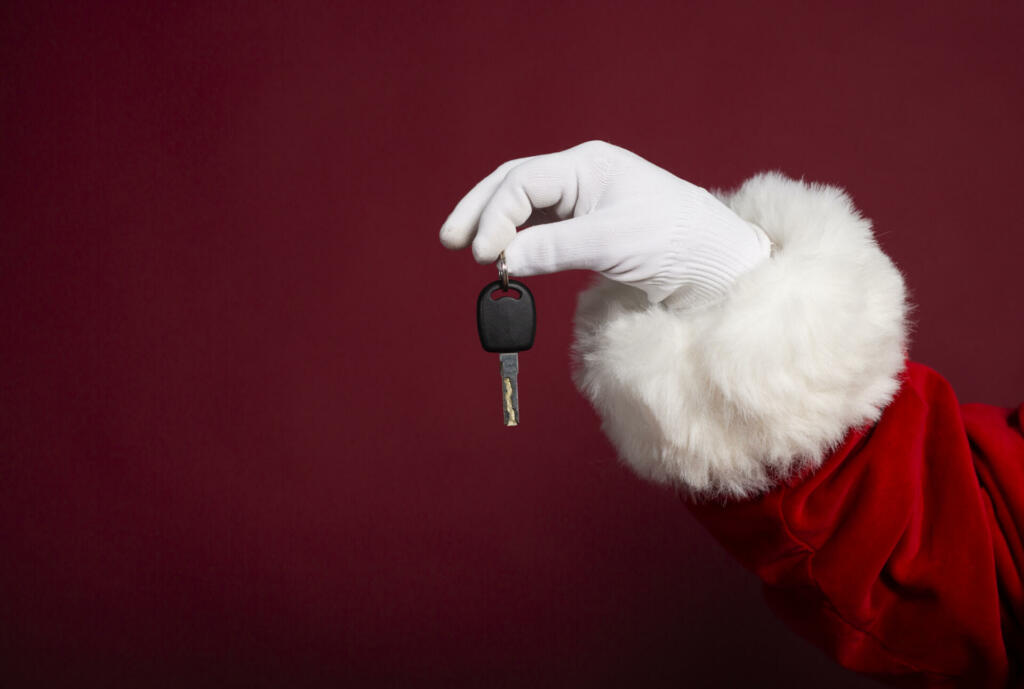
[{"xmin": 571, "ymin": 172, "xmax": 909, "ymax": 499}]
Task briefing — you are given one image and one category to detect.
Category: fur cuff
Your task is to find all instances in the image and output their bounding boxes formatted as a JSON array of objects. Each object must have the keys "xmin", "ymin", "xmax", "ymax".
[{"xmin": 571, "ymin": 173, "xmax": 908, "ymax": 499}]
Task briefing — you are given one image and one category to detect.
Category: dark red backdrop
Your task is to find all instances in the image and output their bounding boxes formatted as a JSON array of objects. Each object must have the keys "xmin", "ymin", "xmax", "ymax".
[{"xmin": 2, "ymin": 2, "xmax": 1022, "ymax": 687}]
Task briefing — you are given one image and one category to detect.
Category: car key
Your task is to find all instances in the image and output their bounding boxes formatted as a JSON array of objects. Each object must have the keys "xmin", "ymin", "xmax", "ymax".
[{"xmin": 477, "ymin": 253, "xmax": 536, "ymax": 427}]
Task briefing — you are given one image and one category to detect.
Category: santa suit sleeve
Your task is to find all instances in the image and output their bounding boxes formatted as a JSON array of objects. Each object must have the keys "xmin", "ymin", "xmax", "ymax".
[{"xmin": 570, "ymin": 172, "xmax": 1024, "ymax": 688}]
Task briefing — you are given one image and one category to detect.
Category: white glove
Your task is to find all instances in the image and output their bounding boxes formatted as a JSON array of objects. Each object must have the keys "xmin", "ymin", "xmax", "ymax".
[{"xmin": 439, "ymin": 140, "xmax": 772, "ymax": 306}]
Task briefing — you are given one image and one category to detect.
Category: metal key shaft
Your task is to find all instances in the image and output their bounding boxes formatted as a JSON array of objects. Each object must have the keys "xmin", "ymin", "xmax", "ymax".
[{"xmin": 499, "ymin": 352, "xmax": 519, "ymax": 427}]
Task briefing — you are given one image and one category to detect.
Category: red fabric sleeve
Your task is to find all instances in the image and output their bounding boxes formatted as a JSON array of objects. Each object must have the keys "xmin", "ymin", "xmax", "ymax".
[{"xmin": 685, "ymin": 362, "xmax": 1024, "ymax": 688}]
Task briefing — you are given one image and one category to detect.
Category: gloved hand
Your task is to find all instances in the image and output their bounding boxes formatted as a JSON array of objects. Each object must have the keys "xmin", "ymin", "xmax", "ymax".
[{"xmin": 439, "ymin": 140, "xmax": 772, "ymax": 306}]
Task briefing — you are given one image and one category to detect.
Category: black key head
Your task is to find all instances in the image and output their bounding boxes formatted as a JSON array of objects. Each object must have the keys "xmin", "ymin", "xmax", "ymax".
[{"xmin": 477, "ymin": 279, "xmax": 536, "ymax": 353}]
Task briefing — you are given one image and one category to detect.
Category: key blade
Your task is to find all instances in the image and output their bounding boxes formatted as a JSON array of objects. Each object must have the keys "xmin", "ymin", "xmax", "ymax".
[{"xmin": 499, "ymin": 352, "xmax": 519, "ymax": 427}]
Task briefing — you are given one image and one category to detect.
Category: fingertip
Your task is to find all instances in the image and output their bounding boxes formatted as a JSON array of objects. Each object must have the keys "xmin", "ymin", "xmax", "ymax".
[
  {"xmin": 502, "ymin": 241, "xmax": 532, "ymax": 277},
  {"xmin": 504, "ymin": 225, "xmax": 559, "ymax": 277},
  {"xmin": 473, "ymin": 213, "xmax": 516, "ymax": 264},
  {"xmin": 440, "ymin": 210, "xmax": 480, "ymax": 249},
  {"xmin": 471, "ymin": 238, "xmax": 500, "ymax": 264},
  {"xmin": 439, "ymin": 223, "xmax": 465, "ymax": 250}
]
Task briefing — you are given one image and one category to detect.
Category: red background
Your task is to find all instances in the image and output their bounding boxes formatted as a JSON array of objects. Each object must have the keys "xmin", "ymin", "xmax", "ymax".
[{"xmin": 2, "ymin": 2, "xmax": 1023, "ymax": 687}]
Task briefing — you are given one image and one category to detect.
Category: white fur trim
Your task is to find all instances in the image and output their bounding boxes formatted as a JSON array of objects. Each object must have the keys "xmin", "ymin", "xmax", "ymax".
[{"xmin": 571, "ymin": 173, "xmax": 908, "ymax": 498}]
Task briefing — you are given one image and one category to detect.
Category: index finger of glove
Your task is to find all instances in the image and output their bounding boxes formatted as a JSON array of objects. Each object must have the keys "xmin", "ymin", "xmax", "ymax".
[
  {"xmin": 471, "ymin": 154, "xmax": 580, "ymax": 263},
  {"xmin": 439, "ymin": 156, "xmax": 533, "ymax": 250}
]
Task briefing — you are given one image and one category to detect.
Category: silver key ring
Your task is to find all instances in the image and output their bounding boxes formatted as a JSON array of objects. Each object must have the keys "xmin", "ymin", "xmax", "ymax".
[{"xmin": 497, "ymin": 252, "xmax": 509, "ymax": 290}]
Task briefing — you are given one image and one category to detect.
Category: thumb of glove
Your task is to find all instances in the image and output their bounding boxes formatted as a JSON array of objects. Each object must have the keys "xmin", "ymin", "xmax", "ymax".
[{"xmin": 502, "ymin": 214, "xmax": 609, "ymax": 277}]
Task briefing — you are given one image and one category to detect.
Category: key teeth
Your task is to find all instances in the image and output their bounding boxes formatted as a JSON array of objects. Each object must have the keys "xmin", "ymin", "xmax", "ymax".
[{"xmin": 502, "ymin": 376, "xmax": 519, "ymax": 427}]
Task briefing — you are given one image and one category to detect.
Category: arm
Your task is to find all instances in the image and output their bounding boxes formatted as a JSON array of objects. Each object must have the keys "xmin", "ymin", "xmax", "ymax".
[
  {"xmin": 441, "ymin": 141, "xmax": 1022, "ymax": 687},
  {"xmin": 682, "ymin": 364, "xmax": 1021, "ymax": 687},
  {"xmin": 572, "ymin": 170, "xmax": 1020, "ymax": 686}
]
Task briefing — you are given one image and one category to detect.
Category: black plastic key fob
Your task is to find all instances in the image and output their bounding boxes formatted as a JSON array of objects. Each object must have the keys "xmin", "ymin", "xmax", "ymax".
[{"xmin": 477, "ymin": 280, "xmax": 536, "ymax": 353}]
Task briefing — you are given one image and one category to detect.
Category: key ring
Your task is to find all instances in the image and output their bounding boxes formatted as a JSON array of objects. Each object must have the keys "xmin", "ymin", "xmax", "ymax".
[{"xmin": 497, "ymin": 252, "xmax": 509, "ymax": 290}]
